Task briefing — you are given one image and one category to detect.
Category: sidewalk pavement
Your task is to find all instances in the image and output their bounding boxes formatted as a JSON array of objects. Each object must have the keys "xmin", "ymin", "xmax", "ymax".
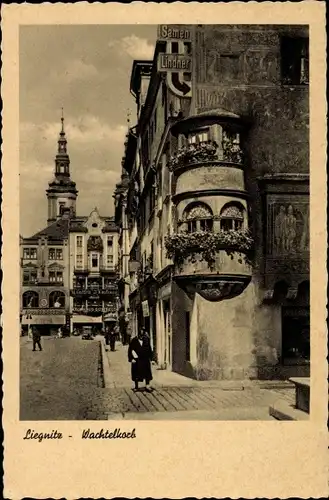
[
  {"xmin": 102, "ymin": 339, "xmax": 295, "ymax": 391},
  {"xmin": 92, "ymin": 338, "xmax": 296, "ymax": 421}
]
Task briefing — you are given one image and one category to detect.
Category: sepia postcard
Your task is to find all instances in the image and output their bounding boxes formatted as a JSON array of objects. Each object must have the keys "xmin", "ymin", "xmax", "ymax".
[{"xmin": 2, "ymin": 2, "xmax": 328, "ymax": 498}]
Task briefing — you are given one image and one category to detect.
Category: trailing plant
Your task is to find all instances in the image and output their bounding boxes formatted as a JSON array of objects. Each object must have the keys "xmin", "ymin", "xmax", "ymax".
[
  {"xmin": 164, "ymin": 229, "xmax": 253, "ymax": 269},
  {"xmin": 168, "ymin": 141, "xmax": 219, "ymax": 171},
  {"xmin": 222, "ymin": 136, "xmax": 244, "ymax": 163}
]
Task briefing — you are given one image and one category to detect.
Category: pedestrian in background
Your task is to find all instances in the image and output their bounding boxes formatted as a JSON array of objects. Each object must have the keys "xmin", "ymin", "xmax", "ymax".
[
  {"xmin": 104, "ymin": 327, "xmax": 110, "ymax": 346},
  {"xmin": 32, "ymin": 327, "xmax": 42, "ymax": 352},
  {"xmin": 128, "ymin": 327, "xmax": 153, "ymax": 392},
  {"xmin": 109, "ymin": 327, "xmax": 117, "ymax": 352}
]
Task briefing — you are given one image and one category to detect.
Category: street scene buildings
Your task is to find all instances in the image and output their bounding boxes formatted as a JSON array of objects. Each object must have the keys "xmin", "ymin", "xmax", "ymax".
[
  {"xmin": 20, "ymin": 115, "xmax": 119, "ymax": 336},
  {"xmin": 20, "ymin": 24, "xmax": 310, "ymax": 421},
  {"xmin": 115, "ymin": 24, "xmax": 310, "ymax": 381}
]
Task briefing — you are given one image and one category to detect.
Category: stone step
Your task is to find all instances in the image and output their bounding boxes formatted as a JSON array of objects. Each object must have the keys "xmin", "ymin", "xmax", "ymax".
[
  {"xmin": 269, "ymin": 399, "xmax": 309, "ymax": 421},
  {"xmin": 289, "ymin": 377, "xmax": 310, "ymax": 413}
]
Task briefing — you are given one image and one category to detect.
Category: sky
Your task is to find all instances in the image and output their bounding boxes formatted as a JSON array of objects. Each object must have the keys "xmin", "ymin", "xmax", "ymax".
[{"xmin": 19, "ymin": 24, "xmax": 158, "ymax": 237}]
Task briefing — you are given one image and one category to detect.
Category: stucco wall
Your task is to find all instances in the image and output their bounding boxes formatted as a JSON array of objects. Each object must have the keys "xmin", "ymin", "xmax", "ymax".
[
  {"xmin": 175, "ymin": 164, "xmax": 245, "ymax": 196},
  {"xmin": 171, "ymin": 278, "xmax": 282, "ymax": 380}
]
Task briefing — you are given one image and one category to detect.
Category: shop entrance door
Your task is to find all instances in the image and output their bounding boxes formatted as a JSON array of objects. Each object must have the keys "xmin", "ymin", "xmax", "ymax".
[{"xmin": 282, "ymin": 306, "xmax": 310, "ymax": 365}]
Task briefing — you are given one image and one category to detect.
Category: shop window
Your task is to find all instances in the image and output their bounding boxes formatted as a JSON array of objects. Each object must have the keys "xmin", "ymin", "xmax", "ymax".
[
  {"xmin": 220, "ymin": 203, "xmax": 244, "ymax": 231},
  {"xmin": 282, "ymin": 307, "xmax": 310, "ymax": 364},
  {"xmin": 22, "ymin": 291, "xmax": 39, "ymax": 308},
  {"xmin": 183, "ymin": 202, "xmax": 213, "ymax": 233},
  {"xmin": 23, "ymin": 269, "xmax": 37, "ymax": 285},
  {"xmin": 281, "ymin": 36, "xmax": 309, "ymax": 85},
  {"xmin": 49, "ymin": 291, "xmax": 65, "ymax": 308},
  {"xmin": 74, "ymin": 298, "xmax": 84, "ymax": 310},
  {"xmin": 23, "ymin": 248, "xmax": 37, "ymax": 260}
]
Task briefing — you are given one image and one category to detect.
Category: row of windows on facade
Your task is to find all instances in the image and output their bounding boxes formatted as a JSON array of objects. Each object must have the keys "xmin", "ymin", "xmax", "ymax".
[
  {"xmin": 74, "ymin": 277, "xmax": 116, "ymax": 288},
  {"xmin": 181, "ymin": 202, "xmax": 245, "ymax": 232},
  {"xmin": 23, "ymin": 270, "xmax": 63, "ymax": 284},
  {"xmin": 75, "ymin": 254, "xmax": 114, "ymax": 269},
  {"xmin": 22, "ymin": 294, "xmax": 115, "ymax": 310},
  {"xmin": 135, "ymin": 203, "xmax": 245, "ymax": 273},
  {"xmin": 23, "ymin": 248, "xmax": 63, "ymax": 260},
  {"xmin": 76, "ymin": 235, "xmax": 114, "ymax": 247},
  {"xmin": 22, "ymin": 291, "xmax": 65, "ymax": 308}
]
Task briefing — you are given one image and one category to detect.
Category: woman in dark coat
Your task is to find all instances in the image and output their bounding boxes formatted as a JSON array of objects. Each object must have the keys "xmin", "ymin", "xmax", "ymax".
[{"xmin": 128, "ymin": 328, "xmax": 153, "ymax": 392}]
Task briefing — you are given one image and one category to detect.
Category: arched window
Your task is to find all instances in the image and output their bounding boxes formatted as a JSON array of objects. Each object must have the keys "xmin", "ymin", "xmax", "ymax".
[
  {"xmin": 49, "ymin": 291, "xmax": 66, "ymax": 308},
  {"xmin": 220, "ymin": 203, "xmax": 244, "ymax": 231},
  {"xmin": 23, "ymin": 291, "xmax": 39, "ymax": 308},
  {"xmin": 182, "ymin": 203, "xmax": 213, "ymax": 232}
]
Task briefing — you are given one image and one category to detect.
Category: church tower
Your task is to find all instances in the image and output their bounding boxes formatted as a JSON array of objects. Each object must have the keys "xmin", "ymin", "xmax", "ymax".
[{"xmin": 46, "ymin": 111, "xmax": 78, "ymax": 225}]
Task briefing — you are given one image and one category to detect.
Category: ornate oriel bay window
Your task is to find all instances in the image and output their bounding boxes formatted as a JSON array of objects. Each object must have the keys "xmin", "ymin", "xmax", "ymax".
[{"xmin": 167, "ymin": 108, "xmax": 253, "ymax": 302}]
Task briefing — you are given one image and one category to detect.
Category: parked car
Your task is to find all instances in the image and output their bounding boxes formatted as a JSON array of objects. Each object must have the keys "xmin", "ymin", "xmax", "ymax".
[{"xmin": 81, "ymin": 326, "xmax": 93, "ymax": 340}]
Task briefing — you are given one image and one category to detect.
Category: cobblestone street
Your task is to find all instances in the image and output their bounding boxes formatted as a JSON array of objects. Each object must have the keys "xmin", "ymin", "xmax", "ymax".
[{"xmin": 20, "ymin": 336, "xmax": 295, "ymax": 421}]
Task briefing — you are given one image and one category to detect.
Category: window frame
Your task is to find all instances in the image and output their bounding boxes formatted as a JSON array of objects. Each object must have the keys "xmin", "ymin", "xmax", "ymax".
[
  {"xmin": 22, "ymin": 291, "xmax": 39, "ymax": 308},
  {"xmin": 280, "ymin": 36, "xmax": 309, "ymax": 86},
  {"xmin": 23, "ymin": 248, "xmax": 37, "ymax": 260},
  {"xmin": 91, "ymin": 253, "xmax": 99, "ymax": 269},
  {"xmin": 220, "ymin": 204, "xmax": 245, "ymax": 232}
]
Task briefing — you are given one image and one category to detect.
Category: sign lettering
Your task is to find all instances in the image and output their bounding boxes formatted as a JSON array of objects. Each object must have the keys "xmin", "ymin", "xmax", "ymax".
[
  {"xmin": 158, "ymin": 54, "xmax": 192, "ymax": 72},
  {"xmin": 158, "ymin": 25, "xmax": 191, "ymax": 41}
]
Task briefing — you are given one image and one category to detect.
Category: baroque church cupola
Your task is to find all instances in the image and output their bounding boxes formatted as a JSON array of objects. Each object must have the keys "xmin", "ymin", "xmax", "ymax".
[{"xmin": 46, "ymin": 110, "xmax": 78, "ymax": 225}]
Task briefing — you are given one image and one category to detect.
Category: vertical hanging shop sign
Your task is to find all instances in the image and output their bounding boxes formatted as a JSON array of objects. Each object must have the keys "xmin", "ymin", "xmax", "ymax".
[{"xmin": 157, "ymin": 25, "xmax": 192, "ymax": 98}]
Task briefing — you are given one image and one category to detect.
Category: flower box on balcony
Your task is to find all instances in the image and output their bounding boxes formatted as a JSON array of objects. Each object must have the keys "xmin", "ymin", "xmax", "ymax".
[
  {"xmin": 168, "ymin": 140, "xmax": 244, "ymax": 172},
  {"xmin": 165, "ymin": 230, "xmax": 253, "ymax": 270}
]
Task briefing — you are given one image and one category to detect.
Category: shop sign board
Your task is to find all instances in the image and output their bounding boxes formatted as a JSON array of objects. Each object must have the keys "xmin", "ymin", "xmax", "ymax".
[
  {"xmin": 157, "ymin": 54, "xmax": 192, "ymax": 73},
  {"xmin": 142, "ymin": 300, "xmax": 150, "ymax": 318},
  {"xmin": 157, "ymin": 25, "xmax": 192, "ymax": 42}
]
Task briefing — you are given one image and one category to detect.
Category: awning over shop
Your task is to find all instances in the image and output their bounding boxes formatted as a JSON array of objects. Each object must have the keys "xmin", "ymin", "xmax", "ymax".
[
  {"xmin": 103, "ymin": 313, "xmax": 118, "ymax": 322},
  {"xmin": 72, "ymin": 315, "xmax": 102, "ymax": 324},
  {"xmin": 22, "ymin": 315, "xmax": 66, "ymax": 325}
]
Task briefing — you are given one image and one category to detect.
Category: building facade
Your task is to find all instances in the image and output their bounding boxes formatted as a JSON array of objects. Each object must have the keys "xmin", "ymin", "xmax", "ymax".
[
  {"xmin": 116, "ymin": 24, "xmax": 309, "ymax": 380},
  {"xmin": 69, "ymin": 209, "xmax": 119, "ymax": 333},
  {"xmin": 21, "ymin": 117, "xmax": 119, "ymax": 335}
]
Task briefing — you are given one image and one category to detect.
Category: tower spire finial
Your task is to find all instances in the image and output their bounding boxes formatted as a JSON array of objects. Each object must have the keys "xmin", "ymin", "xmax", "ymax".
[{"xmin": 61, "ymin": 107, "xmax": 64, "ymax": 133}]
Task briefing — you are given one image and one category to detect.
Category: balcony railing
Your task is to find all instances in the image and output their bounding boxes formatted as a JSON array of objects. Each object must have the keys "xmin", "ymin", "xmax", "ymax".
[
  {"xmin": 167, "ymin": 140, "xmax": 244, "ymax": 172},
  {"xmin": 74, "ymin": 267, "xmax": 90, "ymax": 274}
]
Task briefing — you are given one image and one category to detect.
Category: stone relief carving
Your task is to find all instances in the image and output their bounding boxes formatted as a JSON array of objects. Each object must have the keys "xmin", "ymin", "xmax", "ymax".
[
  {"xmin": 268, "ymin": 201, "xmax": 309, "ymax": 256},
  {"xmin": 87, "ymin": 235, "xmax": 103, "ymax": 252},
  {"xmin": 183, "ymin": 203, "xmax": 213, "ymax": 220},
  {"xmin": 195, "ymin": 280, "xmax": 246, "ymax": 302}
]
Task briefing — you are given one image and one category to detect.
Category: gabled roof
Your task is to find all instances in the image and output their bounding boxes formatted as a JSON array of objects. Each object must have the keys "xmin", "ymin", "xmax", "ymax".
[{"xmin": 27, "ymin": 218, "xmax": 70, "ymax": 241}]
